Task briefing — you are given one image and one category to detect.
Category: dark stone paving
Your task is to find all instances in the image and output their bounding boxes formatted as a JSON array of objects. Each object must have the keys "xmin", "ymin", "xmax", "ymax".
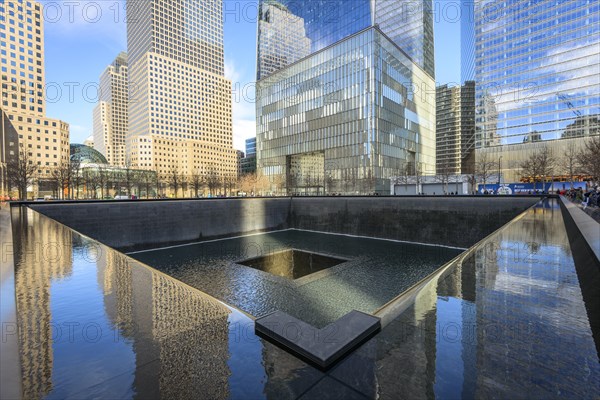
[{"xmin": 3, "ymin": 198, "xmax": 599, "ymax": 399}]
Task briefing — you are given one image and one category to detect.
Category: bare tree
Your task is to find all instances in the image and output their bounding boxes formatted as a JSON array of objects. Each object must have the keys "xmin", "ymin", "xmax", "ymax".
[
  {"xmin": 579, "ymin": 135, "xmax": 600, "ymax": 183},
  {"xmin": 190, "ymin": 169, "xmax": 204, "ymax": 198},
  {"xmin": 139, "ymin": 170, "xmax": 154, "ymax": 199},
  {"xmin": 435, "ymin": 161, "xmax": 453, "ymax": 194},
  {"xmin": 520, "ymin": 147, "xmax": 554, "ymax": 191},
  {"xmin": 205, "ymin": 164, "xmax": 221, "ymax": 196},
  {"xmin": 271, "ymin": 173, "xmax": 286, "ymax": 196},
  {"xmin": 97, "ymin": 166, "xmax": 108, "ymax": 199},
  {"xmin": 180, "ymin": 173, "xmax": 189, "ymax": 198},
  {"xmin": 475, "ymin": 152, "xmax": 497, "ymax": 192},
  {"xmin": 70, "ymin": 158, "xmax": 82, "ymax": 199},
  {"xmin": 51, "ymin": 162, "xmax": 72, "ymax": 200},
  {"xmin": 238, "ymin": 173, "xmax": 253, "ymax": 195},
  {"xmin": 560, "ymin": 141, "xmax": 580, "ymax": 190},
  {"xmin": 154, "ymin": 166, "xmax": 163, "ymax": 198},
  {"xmin": 167, "ymin": 165, "xmax": 182, "ymax": 198},
  {"xmin": 7, "ymin": 149, "xmax": 37, "ymax": 200},
  {"xmin": 123, "ymin": 161, "xmax": 137, "ymax": 197},
  {"xmin": 225, "ymin": 174, "xmax": 237, "ymax": 197},
  {"xmin": 91, "ymin": 171, "xmax": 102, "ymax": 199}
]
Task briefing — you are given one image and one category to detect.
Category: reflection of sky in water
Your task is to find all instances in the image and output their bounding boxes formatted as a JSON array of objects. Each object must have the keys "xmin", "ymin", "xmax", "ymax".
[
  {"xmin": 47, "ymin": 247, "xmax": 136, "ymax": 399},
  {"xmin": 434, "ymin": 296, "xmax": 465, "ymax": 400},
  {"xmin": 227, "ymin": 312, "xmax": 267, "ymax": 400}
]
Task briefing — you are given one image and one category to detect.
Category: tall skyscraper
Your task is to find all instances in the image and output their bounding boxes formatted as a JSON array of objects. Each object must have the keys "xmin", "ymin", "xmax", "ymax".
[
  {"xmin": 256, "ymin": 0, "xmax": 436, "ymax": 194},
  {"xmin": 474, "ymin": 0, "xmax": 600, "ymax": 182},
  {"xmin": 436, "ymin": 81, "xmax": 476, "ymax": 175},
  {"xmin": 93, "ymin": 52, "xmax": 128, "ymax": 167},
  {"xmin": 126, "ymin": 0, "xmax": 236, "ymax": 182},
  {"xmin": 0, "ymin": 0, "xmax": 70, "ymax": 196}
]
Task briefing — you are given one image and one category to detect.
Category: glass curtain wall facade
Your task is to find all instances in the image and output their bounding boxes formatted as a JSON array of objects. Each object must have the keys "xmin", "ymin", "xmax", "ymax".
[
  {"xmin": 256, "ymin": 0, "xmax": 436, "ymax": 194},
  {"xmin": 474, "ymin": 0, "xmax": 600, "ymax": 181},
  {"xmin": 461, "ymin": 0, "xmax": 475, "ymax": 82}
]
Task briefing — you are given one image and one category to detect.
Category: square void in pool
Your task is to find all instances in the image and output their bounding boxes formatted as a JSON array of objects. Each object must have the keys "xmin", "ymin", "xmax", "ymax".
[
  {"xmin": 130, "ymin": 230, "xmax": 464, "ymax": 328},
  {"xmin": 238, "ymin": 249, "xmax": 347, "ymax": 280}
]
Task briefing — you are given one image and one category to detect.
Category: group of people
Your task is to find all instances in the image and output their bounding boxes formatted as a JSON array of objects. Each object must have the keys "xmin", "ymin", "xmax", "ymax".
[{"xmin": 563, "ymin": 187, "xmax": 600, "ymax": 209}]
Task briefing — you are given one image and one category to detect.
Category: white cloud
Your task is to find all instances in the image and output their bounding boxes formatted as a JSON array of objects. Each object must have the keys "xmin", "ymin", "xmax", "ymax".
[
  {"xmin": 225, "ymin": 60, "xmax": 242, "ymax": 83},
  {"xmin": 40, "ymin": 0, "xmax": 127, "ymax": 50},
  {"xmin": 233, "ymin": 119, "xmax": 256, "ymax": 151},
  {"xmin": 491, "ymin": 37, "xmax": 600, "ymax": 114},
  {"xmin": 226, "ymin": 60, "xmax": 257, "ymax": 150}
]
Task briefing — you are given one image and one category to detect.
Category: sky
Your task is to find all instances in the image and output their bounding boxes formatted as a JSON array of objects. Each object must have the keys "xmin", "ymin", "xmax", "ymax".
[{"xmin": 41, "ymin": 0, "xmax": 462, "ymax": 151}]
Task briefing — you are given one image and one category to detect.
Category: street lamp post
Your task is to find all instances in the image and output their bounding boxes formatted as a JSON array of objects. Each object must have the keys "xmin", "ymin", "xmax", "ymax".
[{"xmin": 498, "ymin": 156, "xmax": 503, "ymax": 185}]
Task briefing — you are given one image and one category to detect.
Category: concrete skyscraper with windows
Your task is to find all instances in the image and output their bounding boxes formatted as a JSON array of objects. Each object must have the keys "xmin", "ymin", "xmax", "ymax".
[
  {"xmin": 93, "ymin": 52, "xmax": 128, "ymax": 167},
  {"xmin": 474, "ymin": 0, "xmax": 599, "ymax": 182},
  {"xmin": 256, "ymin": 0, "xmax": 436, "ymax": 194},
  {"xmin": 0, "ymin": 0, "xmax": 70, "ymax": 197},
  {"xmin": 126, "ymin": 0, "xmax": 236, "ymax": 182},
  {"xmin": 436, "ymin": 81, "xmax": 476, "ymax": 175}
]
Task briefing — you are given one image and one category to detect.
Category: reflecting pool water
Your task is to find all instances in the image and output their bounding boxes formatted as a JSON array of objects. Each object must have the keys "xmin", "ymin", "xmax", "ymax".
[
  {"xmin": 4, "ymin": 199, "xmax": 599, "ymax": 399},
  {"xmin": 129, "ymin": 230, "xmax": 463, "ymax": 327}
]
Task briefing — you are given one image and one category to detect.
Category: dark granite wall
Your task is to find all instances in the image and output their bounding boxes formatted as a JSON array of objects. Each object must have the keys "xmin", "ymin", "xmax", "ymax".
[
  {"xmin": 290, "ymin": 197, "xmax": 539, "ymax": 248},
  {"xmin": 28, "ymin": 198, "xmax": 292, "ymax": 252},
  {"xmin": 27, "ymin": 197, "xmax": 539, "ymax": 251}
]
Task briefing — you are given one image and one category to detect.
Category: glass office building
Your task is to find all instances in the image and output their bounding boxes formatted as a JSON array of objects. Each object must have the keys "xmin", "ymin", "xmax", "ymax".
[
  {"xmin": 461, "ymin": 0, "xmax": 475, "ymax": 83},
  {"xmin": 256, "ymin": 0, "xmax": 436, "ymax": 194},
  {"xmin": 474, "ymin": 0, "xmax": 600, "ymax": 181}
]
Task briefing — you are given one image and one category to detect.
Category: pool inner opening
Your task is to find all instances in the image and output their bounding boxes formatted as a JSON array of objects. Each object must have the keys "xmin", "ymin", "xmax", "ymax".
[{"xmin": 239, "ymin": 249, "xmax": 346, "ymax": 280}]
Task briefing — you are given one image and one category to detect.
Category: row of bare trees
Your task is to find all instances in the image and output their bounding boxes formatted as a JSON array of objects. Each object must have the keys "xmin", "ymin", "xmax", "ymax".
[
  {"xmin": 476, "ymin": 136, "xmax": 600, "ymax": 191},
  {"xmin": 519, "ymin": 136, "xmax": 600, "ymax": 189},
  {"xmin": 7, "ymin": 136, "xmax": 599, "ymax": 200},
  {"xmin": 4, "ymin": 150, "xmax": 241, "ymax": 200}
]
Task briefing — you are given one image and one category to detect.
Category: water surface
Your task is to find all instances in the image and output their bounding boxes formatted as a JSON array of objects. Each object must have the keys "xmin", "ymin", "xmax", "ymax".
[{"xmin": 130, "ymin": 230, "xmax": 463, "ymax": 327}]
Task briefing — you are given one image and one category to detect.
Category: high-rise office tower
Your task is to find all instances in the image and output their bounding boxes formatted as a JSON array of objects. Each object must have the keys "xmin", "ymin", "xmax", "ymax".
[
  {"xmin": 256, "ymin": 0, "xmax": 436, "ymax": 194},
  {"xmin": 93, "ymin": 52, "xmax": 128, "ymax": 167},
  {"xmin": 436, "ymin": 81, "xmax": 476, "ymax": 175},
  {"xmin": 0, "ymin": 0, "xmax": 70, "ymax": 196},
  {"xmin": 126, "ymin": 0, "xmax": 236, "ymax": 182},
  {"xmin": 474, "ymin": 0, "xmax": 600, "ymax": 182}
]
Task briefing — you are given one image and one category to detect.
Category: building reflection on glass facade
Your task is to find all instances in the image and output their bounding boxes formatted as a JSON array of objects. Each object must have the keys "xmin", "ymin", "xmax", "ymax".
[
  {"xmin": 474, "ymin": 0, "xmax": 600, "ymax": 169},
  {"xmin": 257, "ymin": 1, "xmax": 436, "ymax": 194}
]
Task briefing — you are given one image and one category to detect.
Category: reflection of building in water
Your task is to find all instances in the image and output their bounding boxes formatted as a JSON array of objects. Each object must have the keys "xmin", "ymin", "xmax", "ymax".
[
  {"xmin": 151, "ymin": 272, "xmax": 231, "ymax": 399},
  {"xmin": 96, "ymin": 250, "xmax": 134, "ymax": 337},
  {"xmin": 98, "ymin": 249, "xmax": 232, "ymax": 398},
  {"xmin": 473, "ymin": 205, "xmax": 592, "ymax": 397},
  {"xmin": 374, "ymin": 252, "xmax": 479, "ymax": 398},
  {"xmin": 13, "ymin": 209, "xmax": 73, "ymax": 399}
]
